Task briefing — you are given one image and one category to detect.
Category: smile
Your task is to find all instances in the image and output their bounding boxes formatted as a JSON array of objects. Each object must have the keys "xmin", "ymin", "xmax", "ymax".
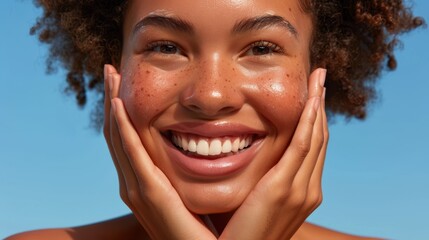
[
  {"xmin": 160, "ymin": 123, "xmax": 266, "ymax": 177},
  {"xmin": 170, "ymin": 132, "xmax": 253, "ymax": 157}
]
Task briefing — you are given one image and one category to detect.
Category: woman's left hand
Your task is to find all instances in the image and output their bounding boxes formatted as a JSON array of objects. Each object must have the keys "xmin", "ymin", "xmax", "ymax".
[{"xmin": 219, "ymin": 69, "xmax": 329, "ymax": 240}]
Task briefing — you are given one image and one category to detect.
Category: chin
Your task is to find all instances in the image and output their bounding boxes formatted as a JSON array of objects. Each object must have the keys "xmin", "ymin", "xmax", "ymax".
[{"xmin": 177, "ymin": 181, "xmax": 252, "ymax": 214}]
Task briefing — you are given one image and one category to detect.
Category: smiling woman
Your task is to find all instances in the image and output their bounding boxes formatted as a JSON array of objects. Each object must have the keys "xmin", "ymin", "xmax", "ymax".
[{"xmin": 6, "ymin": 0, "xmax": 424, "ymax": 239}]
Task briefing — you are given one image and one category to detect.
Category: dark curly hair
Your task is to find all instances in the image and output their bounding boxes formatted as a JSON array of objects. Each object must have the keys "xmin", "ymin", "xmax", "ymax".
[{"xmin": 30, "ymin": 0, "xmax": 424, "ymax": 129}]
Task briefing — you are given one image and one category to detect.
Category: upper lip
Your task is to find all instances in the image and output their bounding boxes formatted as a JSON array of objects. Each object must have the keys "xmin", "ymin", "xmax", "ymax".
[{"xmin": 160, "ymin": 121, "xmax": 267, "ymax": 137}]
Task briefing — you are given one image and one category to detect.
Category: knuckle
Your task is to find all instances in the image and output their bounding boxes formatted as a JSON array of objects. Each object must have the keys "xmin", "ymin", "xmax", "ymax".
[
  {"xmin": 288, "ymin": 190, "xmax": 307, "ymax": 209},
  {"xmin": 306, "ymin": 190, "xmax": 323, "ymax": 208},
  {"xmin": 303, "ymin": 187, "xmax": 323, "ymax": 214},
  {"xmin": 121, "ymin": 138, "xmax": 139, "ymax": 155},
  {"xmin": 121, "ymin": 142, "xmax": 135, "ymax": 156},
  {"xmin": 316, "ymin": 193, "xmax": 323, "ymax": 206},
  {"xmin": 126, "ymin": 189, "xmax": 141, "ymax": 204},
  {"xmin": 324, "ymin": 129, "xmax": 330, "ymax": 142},
  {"xmin": 120, "ymin": 190, "xmax": 130, "ymax": 205},
  {"xmin": 266, "ymin": 175, "xmax": 293, "ymax": 203},
  {"xmin": 294, "ymin": 138, "xmax": 311, "ymax": 157},
  {"xmin": 315, "ymin": 134, "xmax": 324, "ymax": 149}
]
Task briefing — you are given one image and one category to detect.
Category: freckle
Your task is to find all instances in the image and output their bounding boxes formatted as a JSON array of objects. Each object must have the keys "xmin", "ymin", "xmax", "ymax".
[
  {"xmin": 174, "ymin": 83, "xmax": 177, "ymax": 86},
  {"xmin": 140, "ymin": 87, "xmax": 143, "ymax": 91},
  {"xmin": 289, "ymin": 7, "xmax": 292, "ymax": 12},
  {"xmin": 287, "ymin": 74, "xmax": 290, "ymax": 77},
  {"xmin": 146, "ymin": 94, "xmax": 150, "ymax": 97},
  {"xmin": 131, "ymin": 80, "xmax": 135, "ymax": 84},
  {"xmin": 146, "ymin": 70, "xmax": 150, "ymax": 74}
]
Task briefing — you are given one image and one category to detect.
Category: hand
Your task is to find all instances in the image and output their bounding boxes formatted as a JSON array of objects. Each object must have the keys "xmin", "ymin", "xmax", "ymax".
[
  {"xmin": 103, "ymin": 64, "xmax": 216, "ymax": 240},
  {"xmin": 219, "ymin": 68, "xmax": 328, "ymax": 240}
]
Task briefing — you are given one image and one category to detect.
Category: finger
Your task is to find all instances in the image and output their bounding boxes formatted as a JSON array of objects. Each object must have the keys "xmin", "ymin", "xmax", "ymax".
[
  {"xmin": 286, "ymin": 89, "xmax": 329, "ymax": 236},
  {"xmin": 107, "ymin": 69, "xmax": 143, "ymax": 206},
  {"xmin": 273, "ymin": 69, "xmax": 325, "ymax": 184},
  {"xmin": 110, "ymin": 100, "xmax": 142, "ymax": 202},
  {"xmin": 268, "ymin": 71, "xmax": 325, "ymax": 238},
  {"xmin": 293, "ymin": 70, "xmax": 326, "ymax": 186},
  {"xmin": 292, "ymin": 92, "xmax": 324, "ymax": 187},
  {"xmin": 308, "ymin": 87, "xmax": 329, "ymax": 192},
  {"xmin": 282, "ymin": 89, "xmax": 327, "ymax": 237},
  {"xmin": 103, "ymin": 64, "xmax": 120, "ymax": 148},
  {"xmin": 103, "ymin": 65, "xmax": 128, "ymax": 199},
  {"xmin": 103, "ymin": 64, "xmax": 115, "ymax": 140},
  {"xmin": 308, "ymin": 68, "xmax": 325, "ymax": 99},
  {"xmin": 111, "ymin": 98, "xmax": 158, "ymax": 186}
]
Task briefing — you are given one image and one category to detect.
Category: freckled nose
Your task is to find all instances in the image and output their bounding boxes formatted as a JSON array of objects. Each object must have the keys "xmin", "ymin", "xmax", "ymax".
[{"xmin": 180, "ymin": 56, "xmax": 244, "ymax": 117}]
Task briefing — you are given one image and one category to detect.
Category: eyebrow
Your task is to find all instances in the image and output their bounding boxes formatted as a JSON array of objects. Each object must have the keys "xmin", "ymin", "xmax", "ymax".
[
  {"xmin": 132, "ymin": 15, "xmax": 194, "ymax": 36},
  {"xmin": 232, "ymin": 15, "xmax": 298, "ymax": 38},
  {"xmin": 132, "ymin": 14, "xmax": 298, "ymax": 38}
]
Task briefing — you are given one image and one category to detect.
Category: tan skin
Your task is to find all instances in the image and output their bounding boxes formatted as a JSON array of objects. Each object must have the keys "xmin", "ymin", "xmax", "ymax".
[{"xmin": 8, "ymin": 0, "xmax": 384, "ymax": 239}]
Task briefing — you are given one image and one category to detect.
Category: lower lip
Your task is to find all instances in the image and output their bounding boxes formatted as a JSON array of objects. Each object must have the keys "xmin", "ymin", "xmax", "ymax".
[{"xmin": 163, "ymin": 136, "xmax": 263, "ymax": 178}]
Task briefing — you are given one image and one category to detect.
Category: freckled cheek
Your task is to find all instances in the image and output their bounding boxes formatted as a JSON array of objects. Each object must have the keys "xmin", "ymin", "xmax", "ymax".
[
  {"xmin": 119, "ymin": 66, "xmax": 181, "ymax": 129},
  {"xmin": 248, "ymin": 71, "xmax": 307, "ymax": 133}
]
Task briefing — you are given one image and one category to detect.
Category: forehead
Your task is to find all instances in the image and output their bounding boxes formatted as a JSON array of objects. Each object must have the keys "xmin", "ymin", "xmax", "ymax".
[{"xmin": 123, "ymin": 0, "xmax": 312, "ymax": 40}]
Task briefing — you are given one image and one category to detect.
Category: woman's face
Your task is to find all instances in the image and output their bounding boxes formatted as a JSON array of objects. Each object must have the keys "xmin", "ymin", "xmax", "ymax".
[{"xmin": 120, "ymin": 0, "xmax": 313, "ymax": 214}]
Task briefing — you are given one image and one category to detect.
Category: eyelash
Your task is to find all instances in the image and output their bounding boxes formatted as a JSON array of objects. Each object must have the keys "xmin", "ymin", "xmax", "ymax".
[
  {"xmin": 144, "ymin": 40, "xmax": 183, "ymax": 55},
  {"xmin": 245, "ymin": 40, "xmax": 284, "ymax": 56},
  {"xmin": 143, "ymin": 40, "xmax": 284, "ymax": 56}
]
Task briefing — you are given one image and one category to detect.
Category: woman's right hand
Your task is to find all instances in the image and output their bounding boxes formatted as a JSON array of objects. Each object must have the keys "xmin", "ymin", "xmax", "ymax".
[{"xmin": 103, "ymin": 64, "xmax": 217, "ymax": 240}]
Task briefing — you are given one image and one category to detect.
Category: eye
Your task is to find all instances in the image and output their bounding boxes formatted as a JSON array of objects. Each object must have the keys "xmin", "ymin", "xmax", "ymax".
[
  {"xmin": 145, "ymin": 40, "xmax": 183, "ymax": 55},
  {"xmin": 244, "ymin": 40, "xmax": 284, "ymax": 56}
]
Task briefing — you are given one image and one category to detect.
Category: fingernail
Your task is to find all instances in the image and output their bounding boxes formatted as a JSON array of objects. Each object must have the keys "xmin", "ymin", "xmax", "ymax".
[
  {"xmin": 322, "ymin": 87, "xmax": 326, "ymax": 100},
  {"xmin": 313, "ymin": 97, "xmax": 321, "ymax": 111},
  {"xmin": 319, "ymin": 69, "xmax": 327, "ymax": 87}
]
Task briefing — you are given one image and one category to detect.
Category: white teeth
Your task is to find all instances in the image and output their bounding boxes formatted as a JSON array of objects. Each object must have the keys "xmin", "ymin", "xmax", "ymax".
[
  {"xmin": 239, "ymin": 139, "xmax": 245, "ymax": 149},
  {"xmin": 232, "ymin": 139, "xmax": 240, "ymax": 152},
  {"xmin": 181, "ymin": 137, "xmax": 188, "ymax": 151},
  {"xmin": 222, "ymin": 139, "xmax": 232, "ymax": 153},
  {"xmin": 171, "ymin": 133, "xmax": 254, "ymax": 156},
  {"xmin": 188, "ymin": 139, "xmax": 197, "ymax": 152},
  {"xmin": 197, "ymin": 139, "xmax": 209, "ymax": 156},
  {"xmin": 245, "ymin": 137, "xmax": 250, "ymax": 147},
  {"xmin": 209, "ymin": 139, "xmax": 222, "ymax": 156}
]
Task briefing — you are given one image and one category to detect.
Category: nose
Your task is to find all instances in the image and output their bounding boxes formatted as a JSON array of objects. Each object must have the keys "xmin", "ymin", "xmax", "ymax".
[{"xmin": 180, "ymin": 54, "xmax": 244, "ymax": 117}]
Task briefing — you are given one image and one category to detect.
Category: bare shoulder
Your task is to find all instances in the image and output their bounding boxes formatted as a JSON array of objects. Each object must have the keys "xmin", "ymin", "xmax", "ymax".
[
  {"xmin": 5, "ymin": 214, "xmax": 148, "ymax": 240},
  {"xmin": 292, "ymin": 222, "xmax": 385, "ymax": 240}
]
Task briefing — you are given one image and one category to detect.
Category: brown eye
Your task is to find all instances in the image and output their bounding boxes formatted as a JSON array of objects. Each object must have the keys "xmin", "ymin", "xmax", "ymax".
[
  {"xmin": 158, "ymin": 44, "xmax": 178, "ymax": 54},
  {"xmin": 146, "ymin": 41, "xmax": 183, "ymax": 55},
  {"xmin": 252, "ymin": 46, "xmax": 272, "ymax": 55},
  {"xmin": 244, "ymin": 40, "xmax": 284, "ymax": 56}
]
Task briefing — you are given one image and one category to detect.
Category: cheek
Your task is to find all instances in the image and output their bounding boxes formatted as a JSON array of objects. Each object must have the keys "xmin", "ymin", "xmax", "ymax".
[
  {"xmin": 246, "ymin": 69, "xmax": 307, "ymax": 133},
  {"xmin": 119, "ymin": 63, "xmax": 180, "ymax": 129}
]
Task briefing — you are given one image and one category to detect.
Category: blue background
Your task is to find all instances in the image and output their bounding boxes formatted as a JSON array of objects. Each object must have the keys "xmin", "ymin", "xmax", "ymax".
[{"xmin": 1, "ymin": 1, "xmax": 428, "ymax": 239}]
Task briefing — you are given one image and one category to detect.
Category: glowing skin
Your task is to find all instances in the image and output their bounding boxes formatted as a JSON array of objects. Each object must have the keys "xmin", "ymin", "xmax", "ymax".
[{"xmin": 119, "ymin": 0, "xmax": 313, "ymax": 214}]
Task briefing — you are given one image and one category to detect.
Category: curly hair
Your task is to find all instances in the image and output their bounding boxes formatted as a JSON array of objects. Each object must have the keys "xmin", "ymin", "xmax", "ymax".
[{"xmin": 31, "ymin": 0, "xmax": 424, "ymax": 129}]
